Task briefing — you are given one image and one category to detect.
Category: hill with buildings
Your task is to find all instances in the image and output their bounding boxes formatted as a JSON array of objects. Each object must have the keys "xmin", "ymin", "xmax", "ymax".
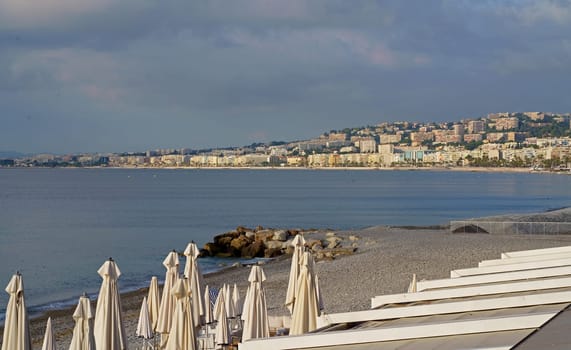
[{"xmin": 3, "ymin": 111, "xmax": 571, "ymax": 170}]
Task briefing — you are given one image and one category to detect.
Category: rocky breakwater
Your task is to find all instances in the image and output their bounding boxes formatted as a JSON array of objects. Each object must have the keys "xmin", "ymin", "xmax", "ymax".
[{"xmin": 200, "ymin": 226, "xmax": 359, "ymax": 260}]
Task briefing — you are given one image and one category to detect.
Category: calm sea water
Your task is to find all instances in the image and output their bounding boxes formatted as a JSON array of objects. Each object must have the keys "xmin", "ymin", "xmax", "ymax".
[{"xmin": 1, "ymin": 168, "xmax": 570, "ymax": 320}]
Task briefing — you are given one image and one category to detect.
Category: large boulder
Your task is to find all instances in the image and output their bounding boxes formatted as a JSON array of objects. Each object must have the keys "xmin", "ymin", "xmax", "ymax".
[
  {"xmin": 203, "ymin": 242, "xmax": 220, "ymax": 256},
  {"xmin": 241, "ymin": 241, "xmax": 265, "ymax": 258},
  {"xmin": 272, "ymin": 230, "xmax": 289, "ymax": 241},
  {"xmin": 265, "ymin": 240, "xmax": 285, "ymax": 250},
  {"xmin": 255, "ymin": 230, "xmax": 275, "ymax": 242},
  {"xmin": 264, "ymin": 248, "xmax": 283, "ymax": 258},
  {"xmin": 325, "ymin": 236, "xmax": 342, "ymax": 249},
  {"xmin": 214, "ymin": 233, "xmax": 235, "ymax": 246},
  {"xmin": 230, "ymin": 235, "xmax": 251, "ymax": 252},
  {"xmin": 305, "ymin": 239, "xmax": 322, "ymax": 249},
  {"xmin": 236, "ymin": 226, "xmax": 253, "ymax": 235},
  {"xmin": 288, "ymin": 229, "xmax": 300, "ymax": 236}
]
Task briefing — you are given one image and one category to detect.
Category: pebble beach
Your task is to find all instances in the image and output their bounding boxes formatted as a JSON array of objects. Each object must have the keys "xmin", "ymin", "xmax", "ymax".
[{"xmin": 19, "ymin": 225, "xmax": 571, "ymax": 349}]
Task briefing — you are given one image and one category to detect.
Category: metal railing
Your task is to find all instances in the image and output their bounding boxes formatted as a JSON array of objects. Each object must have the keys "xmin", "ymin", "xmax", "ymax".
[{"xmin": 450, "ymin": 221, "xmax": 571, "ymax": 235}]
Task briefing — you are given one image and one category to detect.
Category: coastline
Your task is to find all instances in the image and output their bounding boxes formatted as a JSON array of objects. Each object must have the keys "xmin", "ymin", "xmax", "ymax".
[
  {"xmin": 15, "ymin": 224, "xmax": 571, "ymax": 350},
  {"xmin": 17, "ymin": 165, "xmax": 567, "ymax": 175}
]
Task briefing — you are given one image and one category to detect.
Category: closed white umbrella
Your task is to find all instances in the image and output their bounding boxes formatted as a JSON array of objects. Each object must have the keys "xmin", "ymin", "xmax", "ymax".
[
  {"xmin": 285, "ymin": 234, "xmax": 305, "ymax": 313},
  {"xmin": 41, "ymin": 317, "xmax": 56, "ymax": 350},
  {"xmin": 232, "ymin": 283, "xmax": 243, "ymax": 317},
  {"xmin": 147, "ymin": 276, "xmax": 160, "ymax": 332},
  {"xmin": 408, "ymin": 273, "xmax": 418, "ymax": 293},
  {"xmin": 213, "ymin": 288, "xmax": 230, "ymax": 347},
  {"xmin": 224, "ymin": 284, "xmax": 236, "ymax": 319},
  {"xmin": 69, "ymin": 294, "xmax": 95, "ymax": 350},
  {"xmin": 203, "ymin": 285, "xmax": 214, "ymax": 325},
  {"xmin": 241, "ymin": 266, "xmax": 269, "ymax": 342},
  {"xmin": 136, "ymin": 297, "xmax": 153, "ymax": 340},
  {"xmin": 1, "ymin": 272, "xmax": 31, "ymax": 350},
  {"xmin": 308, "ymin": 254, "xmax": 324, "ymax": 312},
  {"xmin": 93, "ymin": 258, "xmax": 127, "ymax": 350},
  {"xmin": 290, "ymin": 251, "xmax": 320, "ymax": 335},
  {"xmin": 165, "ymin": 278, "xmax": 197, "ymax": 350},
  {"xmin": 156, "ymin": 250, "xmax": 180, "ymax": 346},
  {"xmin": 184, "ymin": 242, "xmax": 205, "ymax": 327}
]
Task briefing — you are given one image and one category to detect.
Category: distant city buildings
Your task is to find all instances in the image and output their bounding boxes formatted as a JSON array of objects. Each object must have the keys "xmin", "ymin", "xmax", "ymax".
[{"xmin": 3, "ymin": 111, "xmax": 571, "ymax": 170}]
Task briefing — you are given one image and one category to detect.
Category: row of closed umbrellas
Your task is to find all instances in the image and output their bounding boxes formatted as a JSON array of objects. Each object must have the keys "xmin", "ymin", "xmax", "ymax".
[{"xmin": 1, "ymin": 237, "xmax": 323, "ymax": 350}]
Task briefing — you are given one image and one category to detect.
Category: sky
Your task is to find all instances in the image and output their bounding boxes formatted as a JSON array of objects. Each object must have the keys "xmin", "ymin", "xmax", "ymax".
[{"xmin": 1, "ymin": 0, "xmax": 571, "ymax": 154}]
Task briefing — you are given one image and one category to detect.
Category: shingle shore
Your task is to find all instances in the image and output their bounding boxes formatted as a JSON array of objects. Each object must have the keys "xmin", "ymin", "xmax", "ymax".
[{"xmin": 25, "ymin": 226, "xmax": 571, "ymax": 349}]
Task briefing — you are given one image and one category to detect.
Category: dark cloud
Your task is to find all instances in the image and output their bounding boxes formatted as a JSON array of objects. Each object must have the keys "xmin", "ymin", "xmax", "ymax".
[{"xmin": 1, "ymin": 0, "xmax": 570, "ymax": 153}]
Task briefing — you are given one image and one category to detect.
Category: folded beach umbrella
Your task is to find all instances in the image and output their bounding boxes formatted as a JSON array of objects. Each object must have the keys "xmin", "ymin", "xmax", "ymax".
[
  {"xmin": 285, "ymin": 234, "xmax": 306, "ymax": 313},
  {"xmin": 232, "ymin": 283, "xmax": 243, "ymax": 317},
  {"xmin": 69, "ymin": 294, "xmax": 95, "ymax": 350},
  {"xmin": 147, "ymin": 276, "xmax": 161, "ymax": 331},
  {"xmin": 1, "ymin": 272, "xmax": 31, "ymax": 350},
  {"xmin": 203, "ymin": 285, "xmax": 214, "ymax": 325},
  {"xmin": 165, "ymin": 278, "xmax": 197, "ymax": 350},
  {"xmin": 213, "ymin": 288, "xmax": 230, "ymax": 347},
  {"xmin": 41, "ymin": 317, "xmax": 56, "ymax": 350},
  {"xmin": 224, "ymin": 284, "xmax": 236, "ymax": 318},
  {"xmin": 308, "ymin": 254, "xmax": 324, "ymax": 312},
  {"xmin": 156, "ymin": 250, "xmax": 180, "ymax": 345},
  {"xmin": 290, "ymin": 251, "xmax": 320, "ymax": 335},
  {"xmin": 241, "ymin": 266, "xmax": 269, "ymax": 342},
  {"xmin": 136, "ymin": 297, "xmax": 153, "ymax": 340},
  {"xmin": 93, "ymin": 258, "xmax": 128, "ymax": 350},
  {"xmin": 184, "ymin": 241, "xmax": 206, "ymax": 326},
  {"xmin": 407, "ymin": 273, "xmax": 418, "ymax": 293}
]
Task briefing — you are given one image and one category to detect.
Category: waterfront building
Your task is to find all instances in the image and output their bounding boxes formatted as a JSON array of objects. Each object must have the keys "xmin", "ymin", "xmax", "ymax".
[{"xmin": 358, "ymin": 139, "xmax": 378, "ymax": 153}]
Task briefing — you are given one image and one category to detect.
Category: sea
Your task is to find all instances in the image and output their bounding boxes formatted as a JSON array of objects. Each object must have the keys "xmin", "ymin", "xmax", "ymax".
[{"xmin": 1, "ymin": 168, "xmax": 570, "ymax": 322}]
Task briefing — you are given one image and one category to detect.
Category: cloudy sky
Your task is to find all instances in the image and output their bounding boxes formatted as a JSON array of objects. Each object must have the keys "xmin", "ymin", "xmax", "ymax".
[{"xmin": 1, "ymin": 0, "xmax": 571, "ymax": 154}]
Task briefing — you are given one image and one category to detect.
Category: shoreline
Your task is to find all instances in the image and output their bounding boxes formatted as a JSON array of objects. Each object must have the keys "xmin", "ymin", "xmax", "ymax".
[
  {"xmin": 2, "ymin": 165, "xmax": 567, "ymax": 175},
  {"xmin": 10, "ymin": 223, "xmax": 571, "ymax": 349},
  {"xmin": 14, "ymin": 206, "xmax": 571, "ymax": 327}
]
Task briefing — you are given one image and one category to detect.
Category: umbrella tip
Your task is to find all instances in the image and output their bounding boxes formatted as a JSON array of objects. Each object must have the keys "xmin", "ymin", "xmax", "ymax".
[
  {"xmin": 108, "ymin": 257, "xmax": 114, "ymax": 261},
  {"xmin": 16, "ymin": 270, "xmax": 21, "ymax": 276}
]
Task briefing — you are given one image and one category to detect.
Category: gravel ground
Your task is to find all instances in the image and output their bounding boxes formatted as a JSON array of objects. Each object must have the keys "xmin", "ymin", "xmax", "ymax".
[{"xmin": 22, "ymin": 226, "xmax": 571, "ymax": 349}]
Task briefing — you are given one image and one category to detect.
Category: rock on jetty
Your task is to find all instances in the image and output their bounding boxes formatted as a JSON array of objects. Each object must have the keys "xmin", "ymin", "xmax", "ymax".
[{"xmin": 200, "ymin": 226, "xmax": 358, "ymax": 260}]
